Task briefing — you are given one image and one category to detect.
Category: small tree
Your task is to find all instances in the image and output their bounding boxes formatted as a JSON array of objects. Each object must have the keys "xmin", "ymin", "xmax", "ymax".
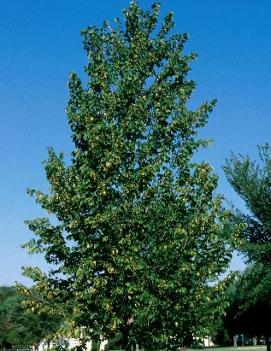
[
  {"xmin": 224, "ymin": 144, "xmax": 271, "ymax": 351},
  {"xmin": 24, "ymin": 2, "xmax": 240, "ymax": 350}
]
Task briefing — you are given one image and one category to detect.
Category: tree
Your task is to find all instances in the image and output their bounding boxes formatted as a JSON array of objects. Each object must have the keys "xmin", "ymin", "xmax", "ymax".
[
  {"xmin": 224, "ymin": 143, "xmax": 271, "ymax": 351},
  {"xmin": 0, "ymin": 286, "xmax": 18, "ymax": 349},
  {"xmin": 212, "ymin": 266, "xmax": 271, "ymax": 348},
  {"xmin": 23, "ymin": 2, "xmax": 241, "ymax": 350},
  {"xmin": 0, "ymin": 286, "xmax": 62, "ymax": 349},
  {"xmin": 224, "ymin": 143, "xmax": 271, "ymax": 264}
]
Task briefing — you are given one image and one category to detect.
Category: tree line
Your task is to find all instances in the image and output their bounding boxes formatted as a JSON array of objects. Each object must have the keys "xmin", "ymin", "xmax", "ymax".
[
  {"xmin": 0, "ymin": 286, "xmax": 62, "ymax": 350},
  {"xmin": 212, "ymin": 144, "xmax": 271, "ymax": 351}
]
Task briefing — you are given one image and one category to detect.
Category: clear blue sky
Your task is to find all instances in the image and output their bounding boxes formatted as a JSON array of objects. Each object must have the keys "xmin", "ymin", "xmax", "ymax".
[{"xmin": 1, "ymin": 0, "xmax": 270, "ymax": 285}]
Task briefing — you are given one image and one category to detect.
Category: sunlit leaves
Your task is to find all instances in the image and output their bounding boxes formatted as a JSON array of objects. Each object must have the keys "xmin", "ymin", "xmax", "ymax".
[{"xmin": 23, "ymin": 2, "xmax": 241, "ymax": 350}]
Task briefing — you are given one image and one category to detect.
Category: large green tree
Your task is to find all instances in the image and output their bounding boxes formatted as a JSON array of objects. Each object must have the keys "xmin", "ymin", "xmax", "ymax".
[
  {"xmin": 224, "ymin": 143, "xmax": 271, "ymax": 351},
  {"xmin": 23, "ymin": 2, "xmax": 240, "ymax": 350}
]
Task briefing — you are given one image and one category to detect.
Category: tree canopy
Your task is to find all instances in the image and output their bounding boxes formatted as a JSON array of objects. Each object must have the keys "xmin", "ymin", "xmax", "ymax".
[
  {"xmin": 0, "ymin": 286, "xmax": 62, "ymax": 349},
  {"xmin": 212, "ymin": 266, "xmax": 271, "ymax": 348},
  {"xmin": 23, "ymin": 2, "xmax": 241, "ymax": 350},
  {"xmin": 224, "ymin": 144, "xmax": 271, "ymax": 351},
  {"xmin": 224, "ymin": 143, "xmax": 271, "ymax": 264}
]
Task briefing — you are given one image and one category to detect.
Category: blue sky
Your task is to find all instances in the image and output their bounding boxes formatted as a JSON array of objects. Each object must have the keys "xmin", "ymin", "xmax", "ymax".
[{"xmin": 1, "ymin": 0, "xmax": 270, "ymax": 285}]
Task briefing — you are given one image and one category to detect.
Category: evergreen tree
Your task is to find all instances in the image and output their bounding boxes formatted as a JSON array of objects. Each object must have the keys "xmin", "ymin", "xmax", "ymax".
[{"xmin": 24, "ymin": 2, "xmax": 240, "ymax": 350}]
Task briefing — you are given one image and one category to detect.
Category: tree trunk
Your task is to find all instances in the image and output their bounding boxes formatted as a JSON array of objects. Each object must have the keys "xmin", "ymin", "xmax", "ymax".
[
  {"xmin": 266, "ymin": 335, "xmax": 270, "ymax": 351},
  {"xmin": 121, "ymin": 317, "xmax": 135, "ymax": 351},
  {"xmin": 122, "ymin": 326, "xmax": 131, "ymax": 351},
  {"xmin": 253, "ymin": 336, "xmax": 257, "ymax": 346},
  {"xmin": 233, "ymin": 335, "xmax": 238, "ymax": 348}
]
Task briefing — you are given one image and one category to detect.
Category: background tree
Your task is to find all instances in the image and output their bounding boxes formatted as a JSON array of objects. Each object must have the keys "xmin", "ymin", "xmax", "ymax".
[
  {"xmin": 0, "ymin": 286, "xmax": 62, "ymax": 349},
  {"xmin": 224, "ymin": 143, "xmax": 271, "ymax": 351},
  {"xmin": 212, "ymin": 266, "xmax": 271, "ymax": 349},
  {"xmin": 0, "ymin": 286, "xmax": 18, "ymax": 349},
  {"xmin": 23, "ymin": 2, "xmax": 241, "ymax": 350}
]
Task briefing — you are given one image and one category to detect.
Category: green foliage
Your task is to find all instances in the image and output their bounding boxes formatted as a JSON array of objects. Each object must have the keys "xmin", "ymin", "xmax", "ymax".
[
  {"xmin": 224, "ymin": 143, "xmax": 271, "ymax": 263},
  {"xmin": 224, "ymin": 144, "xmax": 271, "ymax": 305},
  {"xmin": 0, "ymin": 286, "xmax": 62, "ymax": 348},
  {"xmin": 223, "ymin": 145, "xmax": 271, "ymax": 349},
  {"xmin": 0, "ymin": 286, "xmax": 19, "ymax": 348},
  {"xmin": 212, "ymin": 266, "xmax": 271, "ymax": 345},
  {"xmin": 23, "ymin": 2, "xmax": 241, "ymax": 350}
]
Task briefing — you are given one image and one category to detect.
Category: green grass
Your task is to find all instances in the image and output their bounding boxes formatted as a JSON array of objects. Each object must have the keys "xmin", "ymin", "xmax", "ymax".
[
  {"xmin": 196, "ymin": 347, "xmax": 266, "ymax": 351},
  {"xmin": 107, "ymin": 346, "xmax": 267, "ymax": 351},
  {"xmin": 107, "ymin": 348, "xmax": 267, "ymax": 351}
]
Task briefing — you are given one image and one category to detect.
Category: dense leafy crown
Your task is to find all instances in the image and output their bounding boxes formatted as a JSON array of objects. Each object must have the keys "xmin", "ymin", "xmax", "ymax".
[
  {"xmin": 224, "ymin": 143, "xmax": 271, "ymax": 264},
  {"xmin": 0, "ymin": 286, "xmax": 62, "ymax": 349},
  {"xmin": 224, "ymin": 144, "xmax": 271, "ymax": 342},
  {"xmin": 23, "ymin": 2, "xmax": 239, "ymax": 350}
]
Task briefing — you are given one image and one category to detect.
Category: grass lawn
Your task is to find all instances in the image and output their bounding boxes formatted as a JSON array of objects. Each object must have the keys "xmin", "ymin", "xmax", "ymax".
[
  {"xmin": 108, "ymin": 347, "xmax": 267, "ymax": 351},
  {"xmin": 108, "ymin": 346, "xmax": 267, "ymax": 351},
  {"xmin": 197, "ymin": 347, "xmax": 266, "ymax": 351}
]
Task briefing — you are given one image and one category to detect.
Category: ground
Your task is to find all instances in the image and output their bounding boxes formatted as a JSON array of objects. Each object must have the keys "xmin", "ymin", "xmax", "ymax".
[{"xmin": 191, "ymin": 347, "xmax": 266, "ymax": 351}]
